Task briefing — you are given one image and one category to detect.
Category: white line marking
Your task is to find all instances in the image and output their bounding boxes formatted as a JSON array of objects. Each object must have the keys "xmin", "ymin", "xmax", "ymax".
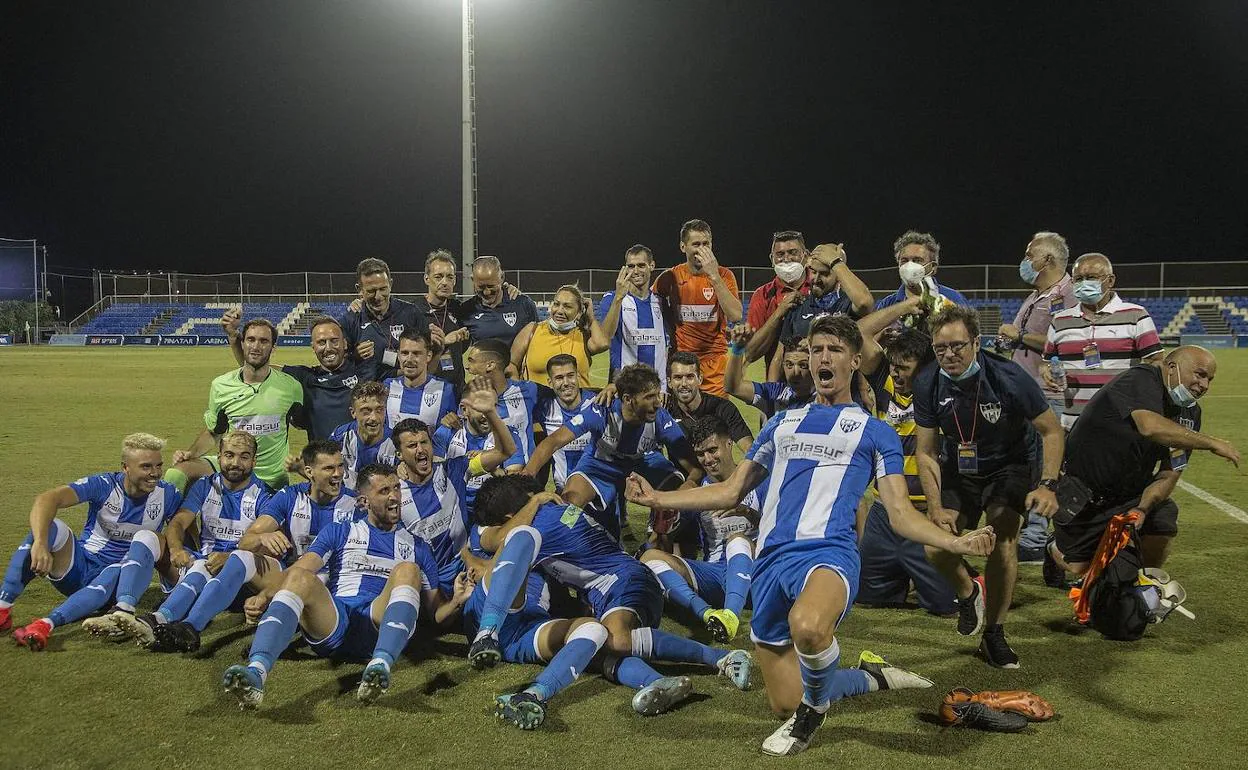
[{"xmin": 1177, "ymin": 480, "xmax": 1248, "ymax": 524}]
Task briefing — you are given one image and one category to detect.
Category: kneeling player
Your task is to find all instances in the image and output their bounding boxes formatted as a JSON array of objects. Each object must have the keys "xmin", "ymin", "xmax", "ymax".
[
  {"xmin": 641, "ymin": 416, "xmax": 758, "ymax": 643},
  {"xmin": 134, "ymin": 440, "xmax": 358, "ymax": 652},
  {"xmin": 6, "ymin": 433, "xmax": 182, "ymax": 650},
  {"xmin": 222, "ymin": 464, "xmax": 471, "ymax": 708},
  {"xmin": 469, "ymin": 476, "xmax": 752, "ymax": 717},
  {"xmin": 627, "ymin": 316, "xmax": 995, "ymax": 755}
]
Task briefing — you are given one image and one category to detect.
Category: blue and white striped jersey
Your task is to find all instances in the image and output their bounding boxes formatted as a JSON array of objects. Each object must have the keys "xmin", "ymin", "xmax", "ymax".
[
  {"xmin": 399, "ymin": 457, "xmax": 472, "ymax": 568},
  {"xmin": 329, "ymin": 420, "xmax": 398, "ymax": 491},
  {"xmin": 751, "ymin": 381, "xmax": 815, "ymax": 419},
  {"xmin": 496, "ymin": 379, "xmax": 540, "ymax": 462},
  {"xmin": 67, "ymin": 473, "xmax": 182, "ymax": 563},
  {"xmin": 258, "ymin": 482, "xmax": 359, "ymax": 561},
  {"xmin": 696, "ymin": 476, "xmax": 762, "ymax": 563},
  {"xmin": 181, "ymin": 473, "xmax": 269, "ymax": 553},
  {"xmin": 565, "ymin": 400, "xmax": 688, "ymax": 462},
  {"xmin": 434, "ymin": 425, "xmax": 524, "ymax": 512},
  {"xmin": 528, "ymin": 502, "xmax": 636, "ymax": 605},
  {"xmin": 382, "ymin": 375, "xmax": 457, "ymax": 429},
  {"xmin": 537, "ymin": 389, "xmax": 596, "ymax": 489},
  {"xmin": 596, "ymin": 291, "xmax": 671, "ymax": 389},
  {"xmin": 310, "ymin": 518, "xmax": 438, "ymax": 601},
  {"xmin": 745, "ymin": 403, "xmax": 903, "ymax": 558}
]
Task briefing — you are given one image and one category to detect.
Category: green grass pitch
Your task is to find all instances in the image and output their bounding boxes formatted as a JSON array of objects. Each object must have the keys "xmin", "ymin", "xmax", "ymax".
[{"xmin": 1, "ymin": 347, "xmax": 1247, "ymax": 769}]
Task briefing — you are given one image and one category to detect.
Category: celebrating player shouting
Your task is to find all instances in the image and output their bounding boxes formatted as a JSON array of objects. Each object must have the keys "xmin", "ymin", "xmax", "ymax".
[{"xmin": 627, "ymin": 315, "xmax": 995, "ymax": 756}]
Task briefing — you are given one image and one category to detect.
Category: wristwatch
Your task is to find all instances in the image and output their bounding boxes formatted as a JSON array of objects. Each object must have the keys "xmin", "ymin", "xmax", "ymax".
[{"xmin": 1037, "ymin": 478, "xmax": 1059, "ymax": 491}]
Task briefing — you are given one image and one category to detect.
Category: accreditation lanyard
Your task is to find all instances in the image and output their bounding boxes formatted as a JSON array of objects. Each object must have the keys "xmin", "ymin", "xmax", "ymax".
[{"xmin": 950, "ymin": 377, "xmax": 982, "ymax": 475}]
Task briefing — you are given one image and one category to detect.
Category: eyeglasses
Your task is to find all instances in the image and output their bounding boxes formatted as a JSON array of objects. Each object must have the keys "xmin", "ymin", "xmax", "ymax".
[{"xmin": 931, "ymin": 340, "xmax": 973, "ymax": 356}]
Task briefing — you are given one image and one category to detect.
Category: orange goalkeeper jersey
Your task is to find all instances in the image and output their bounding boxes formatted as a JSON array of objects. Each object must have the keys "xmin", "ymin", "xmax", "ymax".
[{"xmin": 652, "ymin": 263, "xmax": 738, "ymax": 357}]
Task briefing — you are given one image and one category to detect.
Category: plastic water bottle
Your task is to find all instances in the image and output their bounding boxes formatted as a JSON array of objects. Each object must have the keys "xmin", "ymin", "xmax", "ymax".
[{"xmin": 1048, "ymin": 356, "xmax": 1067, "ymax": 390}]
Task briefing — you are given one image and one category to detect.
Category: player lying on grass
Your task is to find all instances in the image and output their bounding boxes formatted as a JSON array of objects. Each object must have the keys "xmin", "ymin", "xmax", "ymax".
[
  {"xmin": 222, "ymin": 463, "xmax": 471, "ymax": 709},
  {"xmin": 468, "ymin": 475, "xmax": 752, "ymax": 717},
  {"xmin": 123, "ymin": 440, "xmax": 358, "ymax": 652},
  {"xmin": 626, "ymin": 315, "xmax": 997, "ymax": 756},
  {"xmin": 6, "ymin": 433, "xmax": 183, "ymax": 650},
  {"xmin": 82, "ymin": 431, "xmax": 269, "ymax": 642},
  {"xmin": 640, "ymin": 416, "xmax": 758, "ymax": 644},
  {"xmin": 521, "ymin": 363, "xmax": 701, "ymax": 537}
]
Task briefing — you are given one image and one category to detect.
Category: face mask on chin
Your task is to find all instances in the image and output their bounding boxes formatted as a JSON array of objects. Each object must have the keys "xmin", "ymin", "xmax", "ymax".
[
  {"xmin": 1166, "ymin": 363, "xmax": 1198, "ymax": 407},
  {"xmin": 548, "ymin": 317, "xmax": 578, "ymax": 333},
  {"xmin": 939, "ymin": 358, "xmax": 982, "ymax": 382},
  {"xmin": 774, "ymin": 261, "xmax": 806, "ymax": 284}
]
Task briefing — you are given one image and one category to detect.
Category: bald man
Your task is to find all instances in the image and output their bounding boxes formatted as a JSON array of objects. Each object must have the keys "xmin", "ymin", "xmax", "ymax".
[
  {"xmin": 460, "ymin": 256, "xmax": 539, "ymax": 348},
  {"xmin": 1042, "ymin": 253, "xmax": 1163, "ymax": 429},
  {"xmin": 1052, "ymin": 346, "xmax": 1239, "ymax": 576}
]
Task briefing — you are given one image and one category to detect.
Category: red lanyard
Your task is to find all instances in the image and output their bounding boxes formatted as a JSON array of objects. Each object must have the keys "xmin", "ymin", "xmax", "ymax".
[{"xmin": 950, "ymin": 377, "xmax": 981, "ymax": 444}]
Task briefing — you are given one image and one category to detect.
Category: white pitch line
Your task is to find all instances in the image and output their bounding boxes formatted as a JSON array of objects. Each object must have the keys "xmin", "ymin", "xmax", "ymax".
[{"xmin": 1177, "ymin": 480, "xmax": 1248, "ymax": 524}]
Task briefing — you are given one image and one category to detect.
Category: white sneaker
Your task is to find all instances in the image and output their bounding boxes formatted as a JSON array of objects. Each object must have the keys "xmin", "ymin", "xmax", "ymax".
[
  {"xmin": 761, "ymin": 703, "xmax": 825, "ymax": 756},
  {"xmin": 631, "ymin": 676, "xmax": 692, "ymax": 716}
]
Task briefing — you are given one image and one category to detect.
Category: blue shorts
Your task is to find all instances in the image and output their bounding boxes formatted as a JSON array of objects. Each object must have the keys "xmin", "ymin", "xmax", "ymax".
[
  {"xmin": 48, "ymin": 541, "xmax": 115, "ymax": 597},
  {"xmin": 438, "ymin": 556, "xmax": 465, "ymax": 595},
  {"xmin": 589, "ymin": 560, "xmax": 663, "ymax": 628},
  {"xmin": 306, "ymin": 596, "xmax": 378, "ymax": 661},
  {"xmin": 463, "ymin": 574, "xmax": 552, "ymax": 663},
  {"xmin": 749, "ymin": 540, "xmax": 859, "ymax": 646},
  {"xmin": 680, "ymin": 558, "xmax": 727, "ymax": 608},
  {"xmin": 569, "ymin": 452, "xmax": 682, "ymax": 512}
]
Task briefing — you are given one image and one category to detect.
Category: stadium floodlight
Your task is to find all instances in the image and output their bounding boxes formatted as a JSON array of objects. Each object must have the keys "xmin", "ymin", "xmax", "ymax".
[{"xmin": 461, "ymin": 0, "xmax": 478, "ymax": 295}]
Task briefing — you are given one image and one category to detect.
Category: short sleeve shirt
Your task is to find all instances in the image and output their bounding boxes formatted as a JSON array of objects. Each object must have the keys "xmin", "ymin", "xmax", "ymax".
[
  {"xmin": 460, "ymin": 293, "xmax": 540, "ymax": 348},
  {"xmin": 203, "ymin": 368, "xmax": 304, "ymax": 489},
  {"xmin": 666, "ymin": 392, "xmax": 754, "ymax": 445},
  {"xmin": 652, "ymin": 263, "xmax": 738, "ymax": 356}
]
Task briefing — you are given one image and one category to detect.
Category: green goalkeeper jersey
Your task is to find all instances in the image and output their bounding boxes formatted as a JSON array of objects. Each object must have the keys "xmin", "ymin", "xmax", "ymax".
[{"xmin": 203, "ymin": 368, "xmax": 304, "ymax": 488}]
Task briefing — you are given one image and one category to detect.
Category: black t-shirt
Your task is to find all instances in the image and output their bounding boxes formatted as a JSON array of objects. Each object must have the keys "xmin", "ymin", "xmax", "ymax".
[
  {"xmin": 913, "ymin": 351, "xmax": 1049, "ymax": 476},
  {"xmin": 666, "ymin": 392, "xmax": 754, "ymax": 445},
  {"xmin": 413, "ymin": 295, "xmax": 467, "ymax": 391},
  {"xmin": 779, "ymin": 290, "xmax": 858, "ymax": 342},
  {"xmin": 283, "ymin": 359, "xmax": 362, "ymax": 441},
  {"xmin": 339, "ymin": 297, "xmax": 431, "ymax": 382},
  {"xmin": 1065, "ymin": 364, "xmax": 1202, "ymax": 503}
]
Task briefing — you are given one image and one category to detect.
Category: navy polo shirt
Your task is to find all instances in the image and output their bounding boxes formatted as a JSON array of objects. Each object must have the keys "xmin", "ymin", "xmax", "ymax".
[
  {"xmin": 339, "ymin": 297, "xmax": 430, "ymax": 382},
  {"xmin": 779, "ymin": 290, "xmax": 858, "ymax": 342},
  {"xmin": 460, "ymin": 293, "xmax": 540, "ymax": 348},
  {"xmin": 283, "ymin": 359, "xmax": 362, "ymax": 441},
  {"xmin": 912, "ymin": 351, "xmax": 1049, "ymax": 476}
]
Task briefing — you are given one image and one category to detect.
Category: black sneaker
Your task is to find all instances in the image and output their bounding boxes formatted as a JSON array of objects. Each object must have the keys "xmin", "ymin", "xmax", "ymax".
[
  {"xmin": 468, "ymin": 632, "xmax": 501, "ymax": 670},
  {"xmin": 1018, "ymin": 546, "xmax": 1044, "ymax": 565},
  {"xmin": 761, "ymin": 702, "xmax": 826, "ymax": 756},
  {"xmin": 163, "ymin": 621, "xmax": 201, "ymax": 653},
  {"xmin": 978, "ymin": 628, "xmax": 1020, "ymax": 669},
  {"xmin": 957, "ymin": 577, "xmax": 986, "ymax": 636}
]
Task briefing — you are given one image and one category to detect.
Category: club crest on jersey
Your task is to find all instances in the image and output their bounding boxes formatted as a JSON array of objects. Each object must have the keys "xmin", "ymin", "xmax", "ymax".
[
  {"xmin": 396, "ymin": 540, "xmax": 413, "ymax": 561},
  {"xmin": 839, "ymin": 418, "xmax": 862, "ymax": 433},
  {"xmin": 980, "ymin": 402, "xmax": 1002, "ymax": 423},
  {"xmin": 702, "ymin": 287, "xmax": 714, "ymax": 301},
  {"xmin": 390, "ymin": 324, "xmax": 404, "ymax": 340},
  {"xmin": 505, "ymin": 396, "xmax": 523, "ymax": 413},
  {"xmin": 423, "ymin": 391, "xmax": 439, "ymax": 408},
  {"xmin": 342, "ymin": 375, "xmax": 359, "ymax": 388},
  {"xmin": 144, "ymin": 501, "xmax": 163, "ymax": 521},
  {"xmin": 503, "ymin": 312, "xmax": 517, "ymax": 327}
]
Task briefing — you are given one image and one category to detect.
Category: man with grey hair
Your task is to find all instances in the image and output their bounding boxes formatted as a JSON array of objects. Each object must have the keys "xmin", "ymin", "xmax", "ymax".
[
  {"xmin": 999, "ymin": 232, "xmax": 1076, "ymax": 564},
  {"xmin": 874, "ymin": 231, "xmax": 970, "ymax": 327},
  {"xmin": 461, "ymin": 255, "xmax": 539, "ymax": 348}
]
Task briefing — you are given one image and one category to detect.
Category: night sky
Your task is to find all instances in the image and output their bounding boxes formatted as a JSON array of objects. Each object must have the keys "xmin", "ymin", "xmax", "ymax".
[{"xmin": 3, "ymin": 2, "xmax": 1246, "ymax": 285}]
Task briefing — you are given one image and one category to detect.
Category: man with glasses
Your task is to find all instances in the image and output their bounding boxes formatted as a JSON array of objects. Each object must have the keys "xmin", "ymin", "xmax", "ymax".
[
  {"xmin": 414, "ymin": 250, "xmax": 471, "ymax": 391},
  {"xmin": 461, "ymin": 255, "xmax": 539, "ymax": 349},
  {"xmin": 597, "ymin": 244, "xmax": 671, "ymax": 387},
  {"xmin": 874, "ymin": 231, "xmax": 970, "ymax": 328},
  {"xmin": 1042, "ymin": 253, "xmax": 1163, "ymax": 430},
  {"xmin": 913, "ymin": 305, "xmax": 1064, "ymax": 669}
]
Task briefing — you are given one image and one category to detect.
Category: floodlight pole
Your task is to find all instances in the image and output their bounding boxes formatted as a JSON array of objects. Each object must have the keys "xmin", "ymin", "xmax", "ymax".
[
  {"xmin": 32, "ymin": 240, "xmax": 39, "ymax": 344},
  {"xmin": 460, "ymin": 0, "xmax": 478, "ymax": 296}
]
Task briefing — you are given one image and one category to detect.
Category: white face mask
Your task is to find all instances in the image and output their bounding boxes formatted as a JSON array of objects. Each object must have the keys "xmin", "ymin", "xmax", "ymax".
[
  {"xmin": 774, "ymin": 261, "xmax": 806, "ymax": 284},
  {"xmin": 899, "ymin": 261, "xmax": 927, "ymax": 287},
  {"xmin": 548, "ymin": 317, "xmax": 578, "ymax": 333}
]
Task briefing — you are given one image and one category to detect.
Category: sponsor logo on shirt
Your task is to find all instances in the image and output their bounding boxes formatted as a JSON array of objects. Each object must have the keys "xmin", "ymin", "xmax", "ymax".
[
  {"xmin": 678, "ymin": 304, "xmax": 717, "ymax": 323},
  {"xmin": 980, "ymin": 402, "xmax": 1002, "ymax": 423},
  {"xmin": 776, "ymin": 435, "xmax": 846, "ymax": 463},
  {"xmin": 232, "ymin": 414, "xmax": 283, "ymax": 436}
]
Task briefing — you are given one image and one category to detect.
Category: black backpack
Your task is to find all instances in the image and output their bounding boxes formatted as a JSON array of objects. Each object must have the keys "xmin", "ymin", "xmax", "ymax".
[{"xmin": 1085, "ymin": 531, "xmax": 1150, "ymax": 641}]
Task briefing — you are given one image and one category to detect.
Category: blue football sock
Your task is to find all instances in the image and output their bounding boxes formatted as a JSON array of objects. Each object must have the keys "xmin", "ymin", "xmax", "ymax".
[
  {"xmin": 372, "ymin": 585, "xmax": 420, "ymax": 667},
  {"xmin": 723, "ymin": 541, "xmax": 753, "ymax": 616},
  {"xmin": 48, "ymin": 564, "xmax": 122, "ymax": 627},
  {"xmin": 604, "ymin": 655, "xmax": 662, "ymax": 690},
  {"xmin": 478, "ymin": 527, "xmax": 538, "ymax": 635},
  {"xmin": 633, "ymin": 626, "xmax": 722, "ymax": 668},
  {"xmin": 114, "ymin": 533, "xmax": 159, "ymax": 611},
  {"xmin": 186, "ymin": 552, "xmax": 254, "ymax": 632},
  {"xmin": 647, "ymin": 560, "xmax": 710, "ymax": 618},
  {"xmin": 797, "ymin": 638, "xmax": 870, "ymax": 713},
  {"xmin": 247, "ymin": 589, "xmax": 303, "ymax": 676},
  {"xmin": 157, "ymin": 562, "xmax": 209, "ymax": 622},
  {"xmin": 1, "ymin": 533, "xmax": 37, "ymax": 605},
  {"xmin": 529, "ymin": 622, "xmax": 608, "ymax": 701}
]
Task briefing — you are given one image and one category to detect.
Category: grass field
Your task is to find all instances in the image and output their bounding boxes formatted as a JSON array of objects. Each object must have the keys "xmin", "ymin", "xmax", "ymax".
[{"xmin": 2, "ymin": 347, "xmax": 1247, "ymax": 769}]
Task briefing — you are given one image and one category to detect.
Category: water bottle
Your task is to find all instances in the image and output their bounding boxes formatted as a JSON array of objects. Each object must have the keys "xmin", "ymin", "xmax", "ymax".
[{"xmin": 1048, "ymin": 356, "xmax": 1067, "ymax": 390}]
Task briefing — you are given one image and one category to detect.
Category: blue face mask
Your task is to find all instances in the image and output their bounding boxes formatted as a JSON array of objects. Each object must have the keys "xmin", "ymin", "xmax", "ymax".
[
  {"xmin": 1019, "ymin": 257, "xmax": 1041, "ymax": 285},
  {"xmin": 1074, "ymin": 279, "xmax": 1105, "ymax": 305},
  {"xmin": 940, "ymin": 358, "xmax": 982, "ymax": 382},
  {"xmin": 1166, "ymin": 363, "xmax": 1198, "ymax": 407}
]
